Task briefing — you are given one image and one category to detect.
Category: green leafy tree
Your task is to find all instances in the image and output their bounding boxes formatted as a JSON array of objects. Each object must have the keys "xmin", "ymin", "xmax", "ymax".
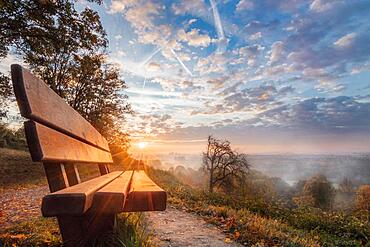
[
  {"xmin": 202, "ymin": 135, "xmax": 250, "ymax": 193},
  {"xmin": 0, "ymin": 73, "xmax": 11, "ymax": 117}
]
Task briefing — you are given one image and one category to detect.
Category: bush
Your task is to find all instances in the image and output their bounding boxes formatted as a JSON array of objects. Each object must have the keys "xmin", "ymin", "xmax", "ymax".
[
  {"xmin": 301, "ymin": 174, "xmax": 335, "ymax": 209},
  {"xmin": 0, "ymin": 123, "xmax": 27, "ymax": 150},
  {"xmin": 355, "ymin": 185, "xmax": 370, "ymax": 211}
]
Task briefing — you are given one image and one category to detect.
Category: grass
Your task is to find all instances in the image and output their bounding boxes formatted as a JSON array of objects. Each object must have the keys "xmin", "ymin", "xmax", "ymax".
[
  {"xmin": 0, "ymin": 214, "xmax": 153, "ymax": 247},
  {"xmin": 93, "ymin": 213, "xmax": 153, "ymax": 247},
  {"xmin": 0, "ymin": 217, "xmax": 61, "ymax": 246}
]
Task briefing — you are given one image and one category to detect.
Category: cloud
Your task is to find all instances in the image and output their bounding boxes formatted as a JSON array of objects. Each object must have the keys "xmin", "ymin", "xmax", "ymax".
[
  {"xmin": 172, "ymin": 0, "xmax": 208, "ymax": 16},
  {"xmin": 125, "ymin": 1, "xmax": 159, "ymax": 30},
  {"xmin": 195, "ymin": 53, "xmax": 229, "ymax": 75},
  {"xmin": 177, "ymin": 29, "xmax": 211, "ymax": 47},
  {"xmin": 334, "ymin": 33, "xmax": 357, "ymax": 48},
  {"xmin": 249, "ymin": 32, "xmax": 262, "ymax": 40},
  {"xmin": 147, "ymin": 62, "xmax": 161, "ymax": 72},
  {"xmin": 310, "ymin": 0, "xmax": 337, "ymax": 12},
  {"xmin": 269, "ymin": 41, "xmax": 284, "ymax": 63},
  {"xmin": 188, "ymin": 19, "xmax": 197, "ymax": 25},
  {"xmin": 108, "ymin": 0, "xmax": 136, "ymax": 13},
  {"xmin": 236, "ymin": 0, "xmax": 254, "ymax": 11},
  {"xmin": 114, "ymin": 34, "xmax": 123, "ymax": 40},
  {"xmin": 223, "ymin": 85, "xmax": 294, "ymax": 113},
  {"xmin": 260, "ymin": 96, "xmax": 370, "ymax": 132},
  {"xmin": 207, "ymin": 78, "xmax": 227, "ymax": 90}
]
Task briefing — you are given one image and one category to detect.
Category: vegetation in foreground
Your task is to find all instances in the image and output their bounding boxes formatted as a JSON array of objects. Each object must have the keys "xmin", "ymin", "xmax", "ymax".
[{"xmin": 148, "ymin": 167, "xmax": 370, "ymax": 247}]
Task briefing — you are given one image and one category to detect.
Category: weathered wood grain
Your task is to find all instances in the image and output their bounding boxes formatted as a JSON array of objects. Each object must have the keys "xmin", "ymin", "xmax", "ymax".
[
  {"xmin": 11, "ymin": 64, "xmax": 109, "ymax": 151},
  {"xmin": 24, "ymin": 121, "xmax": 113, "ymax": 163},
  {"xmin": 92, "ymin": 170, "xmax": 133, "ymax": 214},
  {"xmin": 123, "ymin": 170, "xmax": 167, "ymax": 212},
  {"xmin": 42, "ymin": 171, "xmax": 122, "ymax": 216}
]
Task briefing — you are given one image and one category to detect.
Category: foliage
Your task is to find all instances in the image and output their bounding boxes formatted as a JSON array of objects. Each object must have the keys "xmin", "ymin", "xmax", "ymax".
[
  {"xmin": 299, "ymin": 174, "xmax": 335, "ymax": 210},
  {"xmin": 356, "ymin": 185, "xmax": 370, "ymax": 211},
  {"xmin": 0, "ymin": 123, "xmax": 27, "ymax": 150},
  {"xmin": 0, "ymin": 73, "xmax": 11, "ymax": 117},
  {"xmin": 202, "ymin": 135, "xmax": 250, "ymax": 193}
]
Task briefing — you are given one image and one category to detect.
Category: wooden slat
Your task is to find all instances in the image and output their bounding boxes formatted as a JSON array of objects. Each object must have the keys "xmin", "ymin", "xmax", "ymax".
[
  {"xmin": 123, "ymin": 170, "xmax": 167, "ymax": 212},
  {"xmin": 25, "ymin": 121, "xmax": 113, "ymax": 163},
  {"xmin": 42, "ymin": 171, "xmax": 122, "ymax": 217},
  {"xmin": 92, "ymin": 170, "xmax": 133, "ymax": 214},
  {"xmin": 11, "ymin": 64, "xmax": 109, "ymax": 152}
]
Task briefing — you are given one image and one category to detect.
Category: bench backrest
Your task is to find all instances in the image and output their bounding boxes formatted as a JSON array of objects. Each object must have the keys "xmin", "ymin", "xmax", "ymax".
[{"xmin": 11, "ymin": 64, "xmax": 113, "ymax": 192}]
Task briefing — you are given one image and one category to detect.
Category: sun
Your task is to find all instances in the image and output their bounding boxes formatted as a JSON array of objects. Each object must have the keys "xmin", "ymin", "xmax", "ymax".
[{"xmin": 137, "ymin": 142, "xmax": 148, "ymax": 149}]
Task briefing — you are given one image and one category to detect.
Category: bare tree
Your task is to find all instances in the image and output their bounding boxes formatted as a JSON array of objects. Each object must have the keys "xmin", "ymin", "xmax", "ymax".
[{"xmin": 203, "ymin": 135, "xmax": 250, "ymax": 193}]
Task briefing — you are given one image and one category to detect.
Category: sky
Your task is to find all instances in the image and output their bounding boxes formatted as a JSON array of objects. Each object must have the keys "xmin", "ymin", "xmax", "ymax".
[{"xmin": 3, "ymin": 0, "xmax": 370, "ymax": 154}]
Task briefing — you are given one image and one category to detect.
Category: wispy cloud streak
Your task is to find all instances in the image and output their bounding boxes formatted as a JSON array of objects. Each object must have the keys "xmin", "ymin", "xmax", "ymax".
[
  {"xmin": 170, "ymin": 48, "xmax": 193, "ymax": 76},
  {"xmin": 209, "ymin": 0, "xmax": 226, "ymax": 53},
  {"xmin": 140, "ymin": 46, "xmax": 162, "ymax": 68}
]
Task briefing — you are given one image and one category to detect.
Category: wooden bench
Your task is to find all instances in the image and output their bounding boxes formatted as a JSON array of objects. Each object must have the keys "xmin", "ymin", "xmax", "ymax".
[{"xmin": 11, "ymin": 64, "xmax": 167, "ymax": 246}]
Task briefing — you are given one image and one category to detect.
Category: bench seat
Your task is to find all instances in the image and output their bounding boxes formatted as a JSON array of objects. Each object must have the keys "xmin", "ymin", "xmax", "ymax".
[
  {"xmin": 123, "ymin": 170, "xmax": 167, "ymax": 212},
  {"xmin": 42, "ymin": 170, "xmax": 167, "ymax": 217},
  {"xmin": 42, "ymin": 171, "xmax": 123, "ymax": 216}
]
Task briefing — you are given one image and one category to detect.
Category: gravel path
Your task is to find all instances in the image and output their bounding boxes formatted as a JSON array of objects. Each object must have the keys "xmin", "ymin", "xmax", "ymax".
[{"xmin": 146, "ymin": 206, "xmax": 242, "ymax": 247}]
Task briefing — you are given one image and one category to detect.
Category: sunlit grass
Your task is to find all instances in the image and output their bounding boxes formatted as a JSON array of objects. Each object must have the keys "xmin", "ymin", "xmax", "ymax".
[{"xmin": 93, "ymin": 213, "xmax": 154, "ymax": 247}]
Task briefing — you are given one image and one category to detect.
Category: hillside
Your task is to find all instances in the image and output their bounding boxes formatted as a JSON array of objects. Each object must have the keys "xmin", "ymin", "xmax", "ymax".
[{"xmin": 0, "ymin": 148, "xmax": 369, "ymax": 246}]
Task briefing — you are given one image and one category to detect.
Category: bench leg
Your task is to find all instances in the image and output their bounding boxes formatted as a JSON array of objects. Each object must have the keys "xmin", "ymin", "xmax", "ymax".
[{"xmin": 57, "ymin": 212, "xmax": 116, "ymax": 246}]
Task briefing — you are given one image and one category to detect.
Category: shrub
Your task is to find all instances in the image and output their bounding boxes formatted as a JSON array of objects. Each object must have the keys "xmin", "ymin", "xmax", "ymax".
[
  {"xmin": 302, "ymin": 174, "xmax": 335, "ymax": 210},
  {"xmin": 355, "ymin": 185, "xmax": 370, "ymax": 211}
]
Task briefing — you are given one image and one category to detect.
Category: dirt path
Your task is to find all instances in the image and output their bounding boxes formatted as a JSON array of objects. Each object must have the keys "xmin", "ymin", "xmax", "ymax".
[{"xmin": 146, "ymin": 206, "xmax": 242, "ymax": 247}]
